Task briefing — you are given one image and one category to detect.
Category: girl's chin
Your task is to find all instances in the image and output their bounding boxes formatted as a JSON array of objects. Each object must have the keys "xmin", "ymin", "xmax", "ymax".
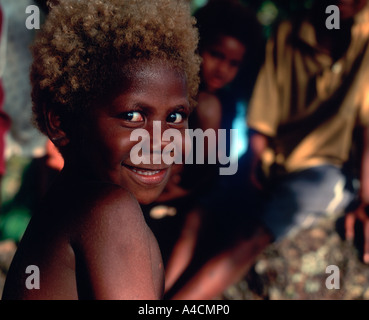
[{"xmin": 135, "ymin": 191, "xmax": 163, "ymax": 205}]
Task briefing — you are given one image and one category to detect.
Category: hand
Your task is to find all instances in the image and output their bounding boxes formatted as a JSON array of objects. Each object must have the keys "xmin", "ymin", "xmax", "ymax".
[{"xmin": 345, "ymin": 203, "xmax": 369, "ymax": 264}]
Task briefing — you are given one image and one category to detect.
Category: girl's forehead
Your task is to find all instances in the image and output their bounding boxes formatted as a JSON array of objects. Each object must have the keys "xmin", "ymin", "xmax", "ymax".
[
  {"xmin": 214, "ymin": 34, "xmax": 245, "ymax": 49},
  {"xmin": 97, "ymin": 60, "xmax": 189, "ymax": 109},
  {"xmin": 115, "ymin": 60, "xmax": 188, "ymax": 92},
  {"xmin": 129, "ymin": 60, "xmax": 186, "ymax": 80}
]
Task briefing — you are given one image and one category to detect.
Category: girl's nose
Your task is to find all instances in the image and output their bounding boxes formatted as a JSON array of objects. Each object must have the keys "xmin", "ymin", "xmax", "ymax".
[
  {"xmin": 149, "ymin": 120, "xmax": 172, "ymax": 151},
  {"xmin": 217, "ymin": 60, "xmax": 229, "ymax": 76}
]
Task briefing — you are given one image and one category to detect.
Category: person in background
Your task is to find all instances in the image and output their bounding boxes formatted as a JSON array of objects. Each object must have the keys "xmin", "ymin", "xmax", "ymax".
[
  {"xmin": 169, "ymin": 0, "xmax": 369, "ymax": 300},
  {"xmin": 158, "ymin": 0, "xmax": 264, "ymax": 298}
]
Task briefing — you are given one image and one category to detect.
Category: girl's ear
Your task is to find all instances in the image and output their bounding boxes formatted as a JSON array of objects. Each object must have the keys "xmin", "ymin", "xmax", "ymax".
[{"xmin": 44, "ymin": 108, "xmax": 70, "ymax": 147}]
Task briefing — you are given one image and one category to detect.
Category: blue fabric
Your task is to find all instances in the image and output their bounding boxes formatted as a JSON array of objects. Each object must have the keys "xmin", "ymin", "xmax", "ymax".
[{"xmin": 261, "ymin": 165, "xmax": 355, "ymax": 241}]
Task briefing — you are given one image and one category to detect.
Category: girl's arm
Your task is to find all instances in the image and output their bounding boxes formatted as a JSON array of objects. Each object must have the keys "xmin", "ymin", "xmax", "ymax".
[{"xmin": 72, "ymin": 186, "xmax": 163, "ymax": 299}]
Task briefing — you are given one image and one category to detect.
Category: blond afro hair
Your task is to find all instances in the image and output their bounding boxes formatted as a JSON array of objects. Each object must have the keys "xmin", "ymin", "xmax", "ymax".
[{"xmin": 31, "ymin": 0, "xmax": 201, "ymax": 136}]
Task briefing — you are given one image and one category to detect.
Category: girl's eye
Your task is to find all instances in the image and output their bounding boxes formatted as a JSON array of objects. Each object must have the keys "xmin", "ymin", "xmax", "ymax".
[
  {"xmin": 122, "ymin": 111, "xmax": 144, "ymax": 122},
  {"xmin": 167, "ymin": 112, "xmax": 185, "ymax": 124},
  {"xmin": 209, "ymin": 50, "xmax": 224, "ymax": 60}
]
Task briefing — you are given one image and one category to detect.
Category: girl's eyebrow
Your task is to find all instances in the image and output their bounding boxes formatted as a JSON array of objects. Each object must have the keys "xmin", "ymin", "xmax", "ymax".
[
  {"xmin": 117, "ymin": 98, "xmax": 191, "ymax": 111},
  {"xmin": 172, "ymin": 103, "xmax": 191, "ymax": 112}
]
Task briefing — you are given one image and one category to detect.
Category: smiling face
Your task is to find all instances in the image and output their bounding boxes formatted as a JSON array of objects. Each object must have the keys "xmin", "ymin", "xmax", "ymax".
[
  {"xmin": 200, "ymin": 35, "xmax": 246, "ymax": 93},
  {"xmin": 70, "ymin": 61, "xmax": 190, "ymax": 204}
]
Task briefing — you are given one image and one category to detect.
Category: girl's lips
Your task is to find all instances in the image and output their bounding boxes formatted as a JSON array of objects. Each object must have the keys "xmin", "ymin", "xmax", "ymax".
[{"xmin": 123, "ymin": 164, "xmax": 169, "ymax": 185}]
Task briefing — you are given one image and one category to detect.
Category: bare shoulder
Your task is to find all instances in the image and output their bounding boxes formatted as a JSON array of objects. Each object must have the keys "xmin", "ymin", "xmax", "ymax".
[
  {"xmin": 70, "ymin": 182, "xmax": 147, "ymax": 246},
  {"xmin": 69, "ymin": 182, "xmax": 164, "ymax": 299},
  {"xmin": 2, "ymin": 182, "xmax": 163, "ymax": 300}
]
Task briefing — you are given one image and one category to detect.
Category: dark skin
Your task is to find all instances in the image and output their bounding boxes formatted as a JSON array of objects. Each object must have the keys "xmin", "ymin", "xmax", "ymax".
[
  {"xmin": 157, "ymin": 34, "xmax": 246, "ymax": 204},
  {"xmin": 3, "ymin": 180, "xmax": 163, "ymax": 299},
  {"xmin": 163, "ymin": 34, "xmax": 247, "ymax": 295},
  {"xmin": 2, "ymin": 61, "xmax": 191, "ymax": 299},
  {"xmin": 168, "ymin": 1, "xmax": 369, "ymax": 300}
]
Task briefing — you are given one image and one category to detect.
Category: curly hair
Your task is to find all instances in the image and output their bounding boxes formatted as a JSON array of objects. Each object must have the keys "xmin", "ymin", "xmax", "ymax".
[{"xmin": 31, "ymin": 0, "xmax": 201, "ymax": 136}]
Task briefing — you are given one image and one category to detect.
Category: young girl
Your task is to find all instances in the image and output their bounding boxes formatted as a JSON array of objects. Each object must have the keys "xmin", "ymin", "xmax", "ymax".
[{"xmin": 2, "ymin": 0, "xmax": 200, "ymax": 300}]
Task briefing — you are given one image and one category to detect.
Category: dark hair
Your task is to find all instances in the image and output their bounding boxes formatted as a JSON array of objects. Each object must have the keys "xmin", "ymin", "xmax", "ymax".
[
  {"xmin": 31, "ymin": 0, "xmax": 201, "ymax": 137},
  {"xmin": 194, "ymin": 0, "xmax": 262, "ymax": 53},
  {"xmin": 194, "ymin": 0, "xmax": 264, "ymax": 100}
]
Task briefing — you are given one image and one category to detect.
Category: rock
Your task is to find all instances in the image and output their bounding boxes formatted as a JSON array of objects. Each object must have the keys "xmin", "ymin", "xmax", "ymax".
[{"xmin": 221, "ymin": 215, "xmax": 369, "ymax": 300}]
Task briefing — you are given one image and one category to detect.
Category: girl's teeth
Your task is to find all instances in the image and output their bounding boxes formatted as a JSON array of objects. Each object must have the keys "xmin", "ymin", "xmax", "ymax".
[{"xmin": 131, "ymin": 168, "xmax": 161, "ymax": 176}]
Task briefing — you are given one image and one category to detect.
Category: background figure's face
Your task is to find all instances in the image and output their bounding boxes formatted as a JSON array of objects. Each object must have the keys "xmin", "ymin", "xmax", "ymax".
[
  {"xmin": 200, "ymin": 35, "xmax": 246, "ymax": 93},
  {"xmin": 76, "ymin": 61, "xmax": 190, "ymax": 205}
]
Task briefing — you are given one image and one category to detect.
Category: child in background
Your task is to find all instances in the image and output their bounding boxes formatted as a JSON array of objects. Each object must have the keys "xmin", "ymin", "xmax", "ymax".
[
  {"xmin": 2, "ymin": 0, "xmax": 200, "ymax": 300},
  {"xmin": 157, "ymin": 0, "xmax": 263, "ymax": 202},
  {"xmin": 151, "ymin": 0, "xmax": 264, "ymax": 297},
  {"xmin": 191, "ymin": 0, "xmax": 263, "ymax": 132},
  {"xmin": 171, "ymin": 0, "xmax": 369, "ymax": 300}
]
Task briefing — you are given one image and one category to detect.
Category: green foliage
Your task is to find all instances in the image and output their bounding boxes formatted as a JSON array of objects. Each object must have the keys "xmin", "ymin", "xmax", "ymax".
[
  {"xmin": 191, "ymin": 0, "xmax": 209, "ymax": 13},
  {"xmin": 0, "ymin": 207, "xmax": 31, "ymax": 241}
]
